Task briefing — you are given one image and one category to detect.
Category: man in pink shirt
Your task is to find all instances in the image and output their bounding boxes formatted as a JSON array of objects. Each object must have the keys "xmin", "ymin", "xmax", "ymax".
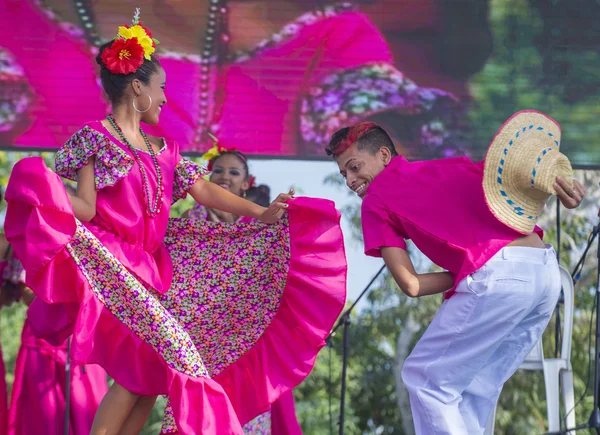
[{"xmin": 326, "ymin": 116, "xmax": 584, "ymax": 434}]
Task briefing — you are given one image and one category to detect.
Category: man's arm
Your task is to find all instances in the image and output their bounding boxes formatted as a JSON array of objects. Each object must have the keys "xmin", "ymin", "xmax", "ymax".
[{"xmin": 381, "ymin": 247, "xmax": 454, "ymax": 298}]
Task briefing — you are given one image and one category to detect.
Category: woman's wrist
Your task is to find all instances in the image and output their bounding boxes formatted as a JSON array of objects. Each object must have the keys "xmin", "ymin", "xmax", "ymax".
[{"xmin": 248, "ymin": 203, "xmax": 266, "ymax": 219}]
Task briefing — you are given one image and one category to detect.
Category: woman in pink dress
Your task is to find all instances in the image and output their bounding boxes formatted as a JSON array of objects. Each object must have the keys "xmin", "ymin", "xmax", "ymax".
[
  {"xmin": 185, "ymin": 145, "xmax": 302, "ymax": 435},
  {"xmin": 0, "ymin": 243, "xmax": 13, "ymax": 435},
  {"xmin": 0, "ymin": 1, "xmax": 462, "ymax": 159},
  {"xmin": 5, "ymin": 13, "xmax": 346, "ymax": 434},
  {"xmin": 5, "ymin": 196, "xmax": 108, "ymax": 435}
]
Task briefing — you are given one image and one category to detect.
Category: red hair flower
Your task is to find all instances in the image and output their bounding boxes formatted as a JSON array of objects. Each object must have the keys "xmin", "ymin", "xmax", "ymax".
[
  {"xmin": 101, "ymin": 37, "xmax": 145, "ymax": 75},
  {"xmin": 247, "ymin": 175, "xmax": 256, "ymax": 189}
]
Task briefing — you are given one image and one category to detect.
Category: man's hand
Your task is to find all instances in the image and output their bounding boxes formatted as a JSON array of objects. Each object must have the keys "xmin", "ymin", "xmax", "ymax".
[{"xmin": 554, "ymin": 176, "xmax": 585, "ymax": 209}]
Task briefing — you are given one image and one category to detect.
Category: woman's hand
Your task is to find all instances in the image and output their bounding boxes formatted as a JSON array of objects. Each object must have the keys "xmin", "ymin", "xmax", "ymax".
[{"xmin": 258, "ymin": 189, "xmax": 295, "ymax": 224}]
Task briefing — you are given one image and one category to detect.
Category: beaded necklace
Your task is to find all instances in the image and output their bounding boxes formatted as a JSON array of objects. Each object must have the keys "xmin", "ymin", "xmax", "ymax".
[{"xmin": 107, "ymin": 114, "xmax": 164, "ymax": 217}]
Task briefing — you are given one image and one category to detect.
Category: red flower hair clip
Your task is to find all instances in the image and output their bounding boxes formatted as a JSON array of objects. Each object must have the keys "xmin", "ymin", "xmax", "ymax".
[{"xmin": 101, "ymin": 8, "xmax": 160, "ymax": 75}]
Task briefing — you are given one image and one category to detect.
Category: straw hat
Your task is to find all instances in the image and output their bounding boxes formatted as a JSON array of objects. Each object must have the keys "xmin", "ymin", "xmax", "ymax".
[{"xmin": 483, "ymin": 110, "xmax": 573, "ymax": 234}]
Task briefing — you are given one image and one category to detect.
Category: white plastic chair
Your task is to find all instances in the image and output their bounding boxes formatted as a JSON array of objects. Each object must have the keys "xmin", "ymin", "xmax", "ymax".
[{"xmin": 485, "ymin": 264, "xmax": 576, "ymax": 434}]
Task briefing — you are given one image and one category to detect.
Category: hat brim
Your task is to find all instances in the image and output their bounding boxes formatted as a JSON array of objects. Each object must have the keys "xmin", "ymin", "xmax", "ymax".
[{"xmin": 483, "ymin": 110, "xmax": 562, "ymax": 234}]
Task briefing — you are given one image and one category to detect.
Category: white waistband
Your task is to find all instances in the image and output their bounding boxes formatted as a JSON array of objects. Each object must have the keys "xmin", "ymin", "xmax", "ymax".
[{"xmin": 489, "ymin": 244, "xmax": 556, "ymax": 265}]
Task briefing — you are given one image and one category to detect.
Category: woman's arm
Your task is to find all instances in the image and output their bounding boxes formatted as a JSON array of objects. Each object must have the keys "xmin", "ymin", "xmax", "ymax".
[
  {"xmin": 189, "ymin": 179, "xmax": 293, "ymax": 224},
  {"xmin": 0, "ymin": 233, "xmax": 11, "ymax": 261},
  {"xmin": 21, "ymin": 287, "xmax": 35, "ymax": 306},
  {"xmin": 69, "ymin": 158, "xmax": 97, "ymax": 222},
  {"xmin": 381, "ymin": 246, "xmax": 454, "ymax": 298}
]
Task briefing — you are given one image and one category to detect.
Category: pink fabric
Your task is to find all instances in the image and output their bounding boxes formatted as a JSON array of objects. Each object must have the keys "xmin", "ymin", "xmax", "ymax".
[
  {"xmin": 8, "ymin": 318, "xmax": 107, "ymax": 435},
  {"xmin": 0, "ymin": 263, "xmax": 10, "ymax": 434},
  {"xmin": 271, "ymin": 391, "xmax": 302, "ymax": 435},
  {"xmin": 0, "ymin": 343, "xmax": 7, "ymax": 435},
  {"xmin": 6, "ymin": 149, "xmax": 346, "ymax": 432},
  {"xmin": 5, "ymin": 155, "xmax": 246, "ymax": 433},
  {"xmin": 0, "ymin": 2, "xmax": 394, "ymax": 154},
  {"xmin": 361, "ymin": 156, "xmax": 544, "ymax": 299},
  {"xmin": 59, "ymin": 121, "xmax": 187, "ymax": 295}
]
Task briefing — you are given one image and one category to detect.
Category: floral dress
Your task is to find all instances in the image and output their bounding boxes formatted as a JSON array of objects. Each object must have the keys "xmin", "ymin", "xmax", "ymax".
[
  {"xmin": 5, "ymin": 122, "xmax": 347, "ymax": 433},
  {"xmin": 186, "ymin": 205, "xmax": 302, "ymax": 435}
]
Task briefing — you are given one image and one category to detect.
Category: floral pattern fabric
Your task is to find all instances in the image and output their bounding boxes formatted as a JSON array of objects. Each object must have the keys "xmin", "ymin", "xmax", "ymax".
[
  {"xmin": 172, "ymin": 159, "xmax": 209, "ymax": 203},
  {"xmin": 242, "ymin": 412, "xmax": 271, "ymax": 435},
  {"xmin": 8, "ymin": 127, "xmax": 342, "ymax": 432},
  {"xmin": 66, "ymin": 215, "xmax": 292, "ymax": 434},
  {"xmin": 163, "ymin": 218, "xmax": 290, "ymax": 376},
  {"xmin": 300, "ymin": 62, "xmax": 467, "ymax": 158},
  {"xmin": 0, "ymin": 48, "xmax": 32, "ymax": 133},
  {"xmin": 55, "ymin": 126, "xmax": 134, "ymax": 190},
  {"xmin": 3, "ymin": 257, "xmax": 25, "ymax": 285},
  {"xmin": 67, "ymin": 221, "xmax": 209, "ymax": 377},
  {"xmin": 186, "ymin": 203, "xmax": 209, "ymax": 221},
  {"xmin": 183, "ymin": 201, "xmax": 277, "ymax": 434}
]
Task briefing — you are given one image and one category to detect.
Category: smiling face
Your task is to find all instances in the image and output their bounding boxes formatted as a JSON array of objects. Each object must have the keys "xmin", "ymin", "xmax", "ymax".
[
  {"xmin": 336, "ymin": 143, "xmax": 392, "ymax": 199},
  {"xmin": 210, "ymin": 153, "xmax": 250, "ymax": 197},
  {"xmin": 135, "ymin": 66, "xmax": 167, "ymax": 126}
]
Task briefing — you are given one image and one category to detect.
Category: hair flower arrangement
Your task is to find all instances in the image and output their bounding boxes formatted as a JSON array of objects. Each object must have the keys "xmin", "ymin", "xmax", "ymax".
[
  {"xmin": 201, "ymin": 133, "xmax": 238, "ymax": 171},
  {"xmin": 101, "ymin": 8, "xmax": 160, "ymax": 75},
  {"xmin": 201, "ymin": 134, "xmax": 256, "ymax": 188}
]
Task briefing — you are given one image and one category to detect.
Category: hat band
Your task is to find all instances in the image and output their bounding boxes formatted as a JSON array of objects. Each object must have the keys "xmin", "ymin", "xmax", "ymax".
[
  {"xmin": 530, "ymin": 147, "xmax": 554, "ymax": 187},
  {"xmin": 496, "ymin": 124, "xmax": 560, "ymax": 220}
]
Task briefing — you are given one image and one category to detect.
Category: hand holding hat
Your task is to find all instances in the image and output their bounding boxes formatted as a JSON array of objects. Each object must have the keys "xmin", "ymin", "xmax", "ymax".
[
  {"xmin": 554, "ymin": 176, "xmax": 585, "ymax": 210},
  {"xmin": 483, "ymin": 110, "xmax": 583, "ymax": 234}
]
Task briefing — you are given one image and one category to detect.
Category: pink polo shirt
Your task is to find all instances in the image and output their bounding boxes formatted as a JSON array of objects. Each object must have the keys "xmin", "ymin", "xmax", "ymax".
[{"xmin": 361, "ymin": 156, "xmax": 544, "ymax": 298}]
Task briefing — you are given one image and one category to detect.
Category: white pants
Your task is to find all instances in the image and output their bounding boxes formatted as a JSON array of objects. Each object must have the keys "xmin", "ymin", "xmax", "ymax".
[{"xmin": 402, "ymin": 245, "xmax": 561, "ymax": 435}]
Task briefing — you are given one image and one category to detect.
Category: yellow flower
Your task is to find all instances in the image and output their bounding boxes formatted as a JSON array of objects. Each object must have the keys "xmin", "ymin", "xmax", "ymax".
[
  {"xmin": 201, "ymin": 144, "xmax": 221, "ymax": 161},
  {"xmin": 118, "ymin": 25, "xmax": 155, "ymax": 60}
]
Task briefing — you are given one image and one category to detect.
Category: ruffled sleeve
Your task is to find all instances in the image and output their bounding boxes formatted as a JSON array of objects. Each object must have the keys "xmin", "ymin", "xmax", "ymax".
[
  {"xmin": 55, "ymin": 125, "xmax": 134, "ymax": 190},
  {"xmin": 300, "ymin": 62, "xmax": 460, "ymax": 155},
  {"xmin": 172, "ymin": 157, "xmax": 209, "ymax": 203}
]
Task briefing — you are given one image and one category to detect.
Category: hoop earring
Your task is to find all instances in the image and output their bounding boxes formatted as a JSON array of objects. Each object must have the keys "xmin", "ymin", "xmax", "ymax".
[{"xmin": 133, "ymin": 92, "xmax": 152, "ymax": 113}]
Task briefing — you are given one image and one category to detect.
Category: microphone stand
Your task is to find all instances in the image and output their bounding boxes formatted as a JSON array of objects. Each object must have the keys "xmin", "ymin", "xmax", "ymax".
[
  {"xmin": 327, "ymin": 264, "xmax": 386, "ymax": 435},
  {"xmin": 555, "ymin": 199, "xmax": 563, "ymax": 358},
  {"xmin": 547, "ymin": 223, "xmax": 600, "ymax": 435}
]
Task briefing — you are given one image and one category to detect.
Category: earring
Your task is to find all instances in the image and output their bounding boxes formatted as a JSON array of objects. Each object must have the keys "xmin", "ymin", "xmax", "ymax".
[{"xmin": 133, "ymin": 92, "xmax": 153, "ymax": 113}]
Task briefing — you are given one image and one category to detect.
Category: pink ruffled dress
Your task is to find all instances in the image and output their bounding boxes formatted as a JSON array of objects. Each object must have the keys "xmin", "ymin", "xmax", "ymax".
[
  {"xmin": 5, "ymin": 121, "xmax": 347, "ymax": 433},
  {"xmin": 186, "ymin": 204, "xmax": 302, "ymax": 435},
  {"xmin": 3, "ymin": 257, "xmax": 108, "ymax": 435},
  {"xmin": 0, "ymin": 262, "xmax": 7, "ymax": 435}
]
